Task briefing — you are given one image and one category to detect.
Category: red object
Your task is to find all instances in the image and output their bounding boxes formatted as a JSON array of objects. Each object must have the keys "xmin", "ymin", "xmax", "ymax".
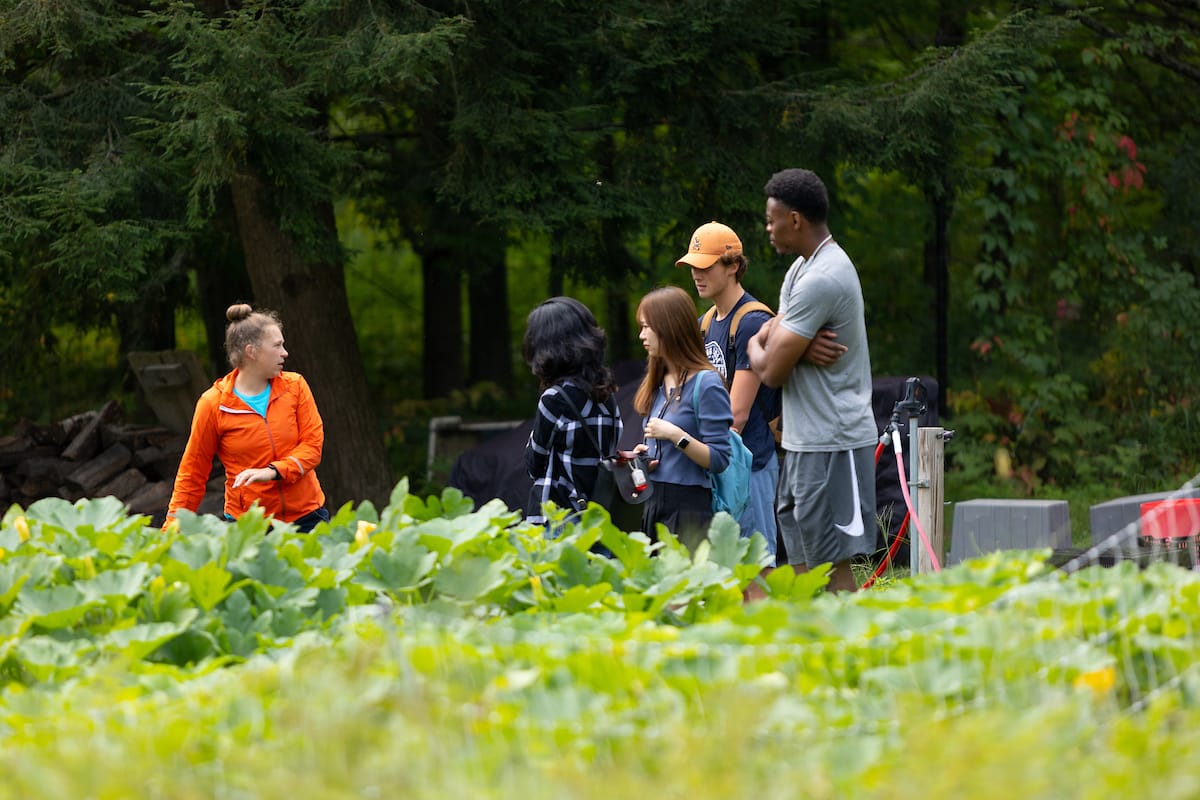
[
  {"xmin": 1140, "ymin": 499, "xmax": 1200, "ymax": 540},
  {"xmin": 861, "ymin": 512, "xmax": 909, "ymax": 590},
  {"xmin": 861, "ymin": 439, "xmax": 911, "ymax": 590}
]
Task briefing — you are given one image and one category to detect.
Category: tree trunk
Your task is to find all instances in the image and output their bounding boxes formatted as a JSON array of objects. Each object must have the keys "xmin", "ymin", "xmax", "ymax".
[
  {"xmin": 924, "ymin": 1, "xmax": 965, "ymax": 420},
  {"xmin": 601, "ymin": 218, "xmax": 635, "ymax": 363},
  {"xmin": 548, "ymin": 235, "xmax": 566, "ymax": 299},
  {"xmin": 117, "ymin": 249, "xmax": 189, "ymax": 400},
  {"xmin": 924, "ymin": 189, "xmax": 952, "ymax": 419},
  {"xmin": 935, "ymin": 1, "xmax": 967, "ymax": 48},
  {"xmin": 466, "ymin": 231, "xmax": 513, "ymax": 388},
  {"xmin": 605, "ymin": 285, "xmax": 632, "ymax": 364},
  {"xmin": 418, "ymin": 246, "xmax": 464, "ymax": 399},
  {"xmin": 228, "ymin": 169, "xmax": 393, "ymax": 509},
  {"xmin": 413, "ymin": 202, "xmax": 516, "ymax": 398},
  {"xmin": 195, "ymin": 189, "xmax": 255, "ymax": 379},
  {"xmin": 116, "ymin": 255, "xmax": 185, "ymax": 354}
]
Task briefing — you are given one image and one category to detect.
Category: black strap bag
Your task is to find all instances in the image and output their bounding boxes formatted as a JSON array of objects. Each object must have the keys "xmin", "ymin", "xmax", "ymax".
[{"xmin": 558, "ymin": 390, "xmax": 653, "ymax": 512}]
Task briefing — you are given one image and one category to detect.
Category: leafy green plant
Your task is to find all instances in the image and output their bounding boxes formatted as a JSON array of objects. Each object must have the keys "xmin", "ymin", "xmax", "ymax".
[
  {"xmin": 4, "ymin": 483, "xmax": 1200, "ymax": 798},
  {"xmin": 0, "ymin": 484, "xmax": 779, "ymax": 686}
]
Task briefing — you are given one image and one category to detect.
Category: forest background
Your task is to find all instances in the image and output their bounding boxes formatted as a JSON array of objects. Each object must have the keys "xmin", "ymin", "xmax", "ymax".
[{"xmin": 3, "ymin": 0, "xmax": 1199, "ymax": 522}]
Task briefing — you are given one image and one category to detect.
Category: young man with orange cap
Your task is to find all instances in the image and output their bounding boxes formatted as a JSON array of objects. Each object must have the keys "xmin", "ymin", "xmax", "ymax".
[{"xmin": 677, "ymin": 221, "xmax": 844, "ymax": 562}]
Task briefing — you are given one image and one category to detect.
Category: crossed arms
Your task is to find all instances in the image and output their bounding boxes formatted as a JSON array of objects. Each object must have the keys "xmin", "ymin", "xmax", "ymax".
[{"xmin": 748, "ymin": 320, "xmax": 844, "ymax": 388}]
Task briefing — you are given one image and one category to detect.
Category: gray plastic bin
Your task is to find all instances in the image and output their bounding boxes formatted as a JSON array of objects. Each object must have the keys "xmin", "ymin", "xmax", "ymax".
[{"xmin": 948, "ymin": 499, "xmax": 1071, "ymax": 565}]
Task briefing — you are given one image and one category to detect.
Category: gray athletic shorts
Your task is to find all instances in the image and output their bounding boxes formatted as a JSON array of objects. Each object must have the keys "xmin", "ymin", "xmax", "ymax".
[{"xmin": 776, "ymin": 446, "xmax": 877, "ymax": 568}]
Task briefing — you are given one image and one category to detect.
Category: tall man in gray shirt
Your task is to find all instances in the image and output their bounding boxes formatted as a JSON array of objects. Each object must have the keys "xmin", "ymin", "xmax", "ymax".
[{"xmin": 748, "ymin": 168, "xmax": 876, "ymax": 593}]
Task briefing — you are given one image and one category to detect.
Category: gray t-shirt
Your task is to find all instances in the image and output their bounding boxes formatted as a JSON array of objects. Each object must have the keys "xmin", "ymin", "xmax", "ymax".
[{"xmin": 776, "ymin": 240, "xmax": 876, "ymax": 452}]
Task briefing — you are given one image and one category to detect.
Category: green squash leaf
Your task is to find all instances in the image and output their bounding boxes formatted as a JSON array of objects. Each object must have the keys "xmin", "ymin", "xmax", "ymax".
[
  {"xmin": 234, "ymin": 542, "xmax": 307, "ymax": 593},
  {"xmin": 545, "ymin": 583, "xmax": 612, "ymax": 613},
  {"xmin": 77, "ymin": 563, "xmax": 152, "ymax": 604},
  {"xmin": 161, "ymin": 560, "xmax": 247, "ymax": 612},
  {"xmin": 0, "ymin": 562, "xmax": 31, "ymax": 612},
  {"xmin": 705, "ymin": 514, "xmax": 746, "ymax": 569},
  {"xmin": 102, "ymin": 621, "xmax": 190, "ymax": 661},
  {"xmin": 359, "ymin": 543, "xmax": 437, "ymax": 594},
  {"xmin": 16, "ymin": 585, "xmax": 95, "ymax": 630},
  {"xmin": 13, "ymin": 635, "xmax": 95, "ymax": 682},
  {"xmin": 434, "ymin": 554, "xmax": 514, "ymax": 601}
]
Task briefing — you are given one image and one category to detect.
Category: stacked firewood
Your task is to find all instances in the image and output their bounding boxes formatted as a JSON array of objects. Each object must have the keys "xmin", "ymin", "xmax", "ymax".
[{"xmin": 0, "ymin": 400, "xmax": 224, "ymax": 526}]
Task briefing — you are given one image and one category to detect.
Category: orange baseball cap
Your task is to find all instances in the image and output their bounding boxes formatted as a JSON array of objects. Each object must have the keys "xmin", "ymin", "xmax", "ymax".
[{"xmin": 675, "ymin": 221, "xmax": 743, "ymax": 269}]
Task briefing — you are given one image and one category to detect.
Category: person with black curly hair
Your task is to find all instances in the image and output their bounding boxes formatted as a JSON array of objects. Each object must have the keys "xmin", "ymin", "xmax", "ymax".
[
  {"xmin": 522, "ymin": 297, "xmax": 623, "ymax": 524},
  {"xmin": 749, "ymin": 169, "xmax": 877, "ymax": 592}
]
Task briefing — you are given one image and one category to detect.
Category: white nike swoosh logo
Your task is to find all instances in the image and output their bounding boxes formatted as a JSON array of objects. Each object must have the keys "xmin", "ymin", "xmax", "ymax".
[{"xmin": 834, "ymin": 453, "xmax": 865, "ymax": 537}]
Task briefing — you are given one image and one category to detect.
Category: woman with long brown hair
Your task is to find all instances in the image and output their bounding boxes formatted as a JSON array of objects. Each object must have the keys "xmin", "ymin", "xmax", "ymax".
[{"xmin": 634, "ymin": 286, "xmax": 733, "ymax": 550}]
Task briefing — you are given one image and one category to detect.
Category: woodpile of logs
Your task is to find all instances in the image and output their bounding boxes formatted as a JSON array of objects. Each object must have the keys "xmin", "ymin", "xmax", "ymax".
[{"xmin": 0, "ymin": 400, "xmax": 224, "ymax": 526}]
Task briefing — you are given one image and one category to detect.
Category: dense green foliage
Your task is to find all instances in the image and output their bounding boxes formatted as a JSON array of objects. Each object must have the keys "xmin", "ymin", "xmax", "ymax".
[
  {"xmin": 2, "ymin": 1, "xmax": 1199, "ymax": 499},
  {"xmin": 0, "ymin": 486, "xmax": 777, "ymax": 683},
  {"xmin": 3, "ymin": 496, "xmax": 1200, "ymax": 797}
]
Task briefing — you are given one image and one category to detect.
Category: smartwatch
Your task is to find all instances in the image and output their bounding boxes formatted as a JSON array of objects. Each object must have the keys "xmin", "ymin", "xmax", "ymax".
[{"xmin": 675, "ymin": 435, "xmax": 691, "ymax": 450}]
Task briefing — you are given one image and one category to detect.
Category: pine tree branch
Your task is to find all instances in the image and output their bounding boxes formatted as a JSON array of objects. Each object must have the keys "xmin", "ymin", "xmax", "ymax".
[{"xmin": 1053, "ymin": 0, "xmax": 1200, "ymax": 84}]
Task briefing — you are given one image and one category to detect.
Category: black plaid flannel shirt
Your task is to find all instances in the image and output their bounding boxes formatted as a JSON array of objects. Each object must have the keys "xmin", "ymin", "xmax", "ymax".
[{"xmin": 524, "ymin": 381, "xmax": 622, "ymax": 523}]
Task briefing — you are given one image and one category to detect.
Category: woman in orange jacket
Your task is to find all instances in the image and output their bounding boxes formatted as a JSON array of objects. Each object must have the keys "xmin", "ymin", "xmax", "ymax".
[{"xmin": 165, "ymin": 304, "xmax": 329, "ymax": 532}]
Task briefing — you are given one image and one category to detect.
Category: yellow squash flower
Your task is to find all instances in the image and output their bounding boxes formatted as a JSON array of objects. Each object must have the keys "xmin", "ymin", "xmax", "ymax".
[
  {"xmin": 355, "ymin": 520, "xmax": 377, "ymax": 545},
  {"xmin": 1073, "ymin": 665, "xmax": 1117, "ymax": 694}
]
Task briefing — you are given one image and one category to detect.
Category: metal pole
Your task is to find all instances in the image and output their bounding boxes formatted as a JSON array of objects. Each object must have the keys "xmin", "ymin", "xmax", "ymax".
[
  {"xmin": 893, "ymin": 378, "xmax": 928, "ymax": 575},
  {"xmin": 909, "ymin": 414, "xmax": 920, "ymax": 574}
]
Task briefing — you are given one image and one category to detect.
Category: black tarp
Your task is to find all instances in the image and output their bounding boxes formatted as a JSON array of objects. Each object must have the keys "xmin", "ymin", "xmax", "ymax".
[
  {"xmin": 870, "ymin": 376, "xmax": 940, "ymax": 563},
  {"xmin": 447, "ymin": 366, "xmax": 938, "ymax": 555}
]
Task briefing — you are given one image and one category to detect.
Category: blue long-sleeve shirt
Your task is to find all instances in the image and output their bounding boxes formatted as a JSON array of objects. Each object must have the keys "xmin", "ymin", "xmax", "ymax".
[{"xmin": 644, "ymin": 369, "xmax": 732, "ymax": 488}]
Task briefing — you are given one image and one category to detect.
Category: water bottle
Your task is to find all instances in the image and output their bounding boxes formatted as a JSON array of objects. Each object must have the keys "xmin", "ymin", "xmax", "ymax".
[{"xmin": 630, "ymin": 465, "xmax": 647, "ymax": 493}]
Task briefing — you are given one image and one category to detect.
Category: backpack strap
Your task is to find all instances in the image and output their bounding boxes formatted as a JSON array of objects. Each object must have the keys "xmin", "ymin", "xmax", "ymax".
[
  {"xmin": 556, "ymin": 386, "xmax": 621, "ymax": 508},
  {"xmin": 699, "ymin": 300, "xmax": 774, "ymax": 340},
  {"xmin": 556, "ymin": 385, "xmax": 614, "ymax": 459},
  {"xmin": 701, "ymin": 300, "xmax": 775, "ymax": 390},
  {"xmin": 727, "ymin": 300, "xmax": 774, "ymax": 344},
  {"xmin": 689, "ymin": 372, "xmax": 721, "ymax": 484},
  {"xmin": 719, "ymin": 300, "xmax": 781, "ymax": 437}
]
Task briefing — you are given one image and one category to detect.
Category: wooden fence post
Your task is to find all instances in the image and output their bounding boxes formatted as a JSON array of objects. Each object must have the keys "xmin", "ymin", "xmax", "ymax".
[{"xmin": 917, "ymin": 427, "xmax": 946, "ymax": 573}]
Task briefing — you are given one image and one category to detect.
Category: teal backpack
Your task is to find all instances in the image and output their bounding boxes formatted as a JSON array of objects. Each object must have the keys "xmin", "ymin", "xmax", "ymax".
[{"xmin": 691, "ymin": 375, "xmax": 753, "ymax": 518}]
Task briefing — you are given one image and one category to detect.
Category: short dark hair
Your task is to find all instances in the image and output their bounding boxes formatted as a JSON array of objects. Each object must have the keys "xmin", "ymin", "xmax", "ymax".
[
  {"xmin": 764, "ymin": 168, "xmax": 829, "ymax": 224},
  {"xmin": 522, "ymin": 297, "xmax": 616, "ymax": 402}
]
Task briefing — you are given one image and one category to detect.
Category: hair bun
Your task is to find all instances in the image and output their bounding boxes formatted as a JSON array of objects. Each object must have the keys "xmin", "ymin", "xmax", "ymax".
[{"xmin": 226, "ymin": 303, "xmax": 253, "ymax": 322}]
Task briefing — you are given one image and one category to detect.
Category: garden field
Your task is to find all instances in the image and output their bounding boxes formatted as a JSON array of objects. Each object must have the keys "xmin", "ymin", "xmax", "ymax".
[{"xmin": 2, "ymin": 483, "xmax": 1199, "ymax": 799}]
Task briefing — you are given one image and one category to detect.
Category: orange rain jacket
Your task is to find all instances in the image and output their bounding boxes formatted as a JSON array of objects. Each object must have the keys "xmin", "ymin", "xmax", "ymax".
[{"xmin": 165, "ymin": 370, "xmax": 325, "ymax": 525}]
